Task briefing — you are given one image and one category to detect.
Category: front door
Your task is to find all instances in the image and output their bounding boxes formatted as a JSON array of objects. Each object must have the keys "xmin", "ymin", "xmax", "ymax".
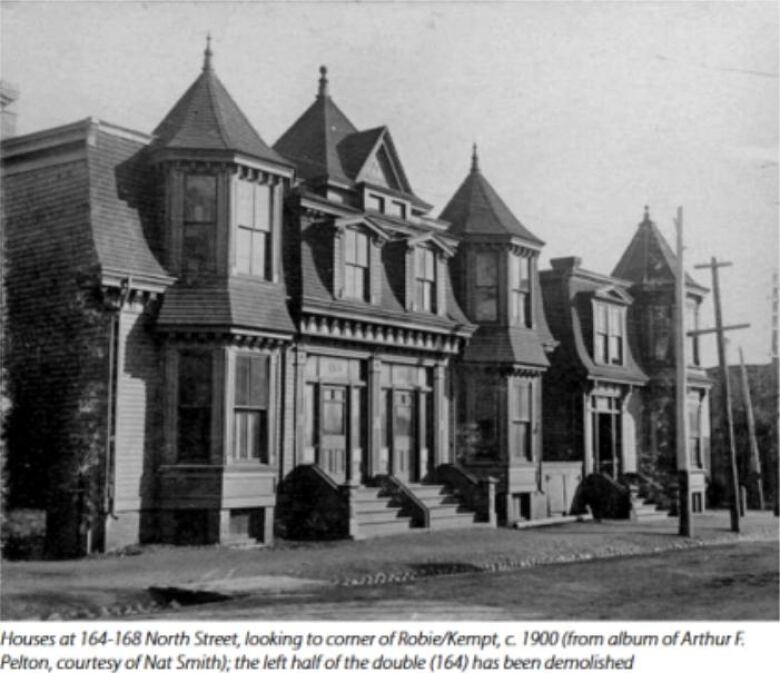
[
  {"xmin": 320, "ymin": 385, "xmax": 347, "ymax": 481},
  {"xmin": 592, "ymin": 403, "xmax": 622, "ymax": 479},
  {"xmin": 393, "ymin": 390, "xmax": 416, "ymax": 482}
]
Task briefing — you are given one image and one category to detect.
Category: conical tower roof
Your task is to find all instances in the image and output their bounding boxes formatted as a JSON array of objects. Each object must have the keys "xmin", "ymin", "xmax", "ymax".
[
  {"xmin": 153, "ymin": 38, "xmax": 289, "ymax": 167},
  {"xmin": 612, "ymin": 206, "xmax": 706, "ymax": 290},
  {"xmin": 441, "ymin": 146, "xmax": 543, "ymax": 245}
]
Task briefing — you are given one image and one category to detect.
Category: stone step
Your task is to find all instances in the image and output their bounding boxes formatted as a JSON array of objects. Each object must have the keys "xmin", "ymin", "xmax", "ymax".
[{"xmin": 427, "ymin": 505, "xmax": 475, "ymax": 519}]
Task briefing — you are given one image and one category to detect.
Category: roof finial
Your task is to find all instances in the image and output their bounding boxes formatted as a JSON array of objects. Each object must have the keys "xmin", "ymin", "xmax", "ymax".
[
  {"xmin": 318, "ymin": 65, "xmax": 329, "ymax": 97},
  {"xmin": 203, "ymin": 33, "xmax": 213, "ymax": 71},
  {"xmin": 471, "ymin": 143, "xmax": 479, "ymax": 173},
  {"xmin": 643, "ymin": 204, "xmax": 650, "ymax": 223}
]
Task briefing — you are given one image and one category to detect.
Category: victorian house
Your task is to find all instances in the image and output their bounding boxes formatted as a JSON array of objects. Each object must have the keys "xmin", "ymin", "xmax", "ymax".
[
  {"xmin": 539, "ymin": 209, "xmax": 712, "ymax": 517},
  {"xmin": 440, "ymin": 148, "xmax": 559, "ymax": 523},
  {"xmin": 612, "ymin": 208, "xmax": 712, "ymax": 512}
]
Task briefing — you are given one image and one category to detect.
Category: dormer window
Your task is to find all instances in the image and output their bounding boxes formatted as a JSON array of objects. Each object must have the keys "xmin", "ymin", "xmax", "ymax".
[
  {"xmin": 236, "ymin": 179, "xmax": 271, "ymax": 279},
  {"xmin": 595, "ymin": 303, "xmax": 624, "ymax": 365},
  {"xmin": 510, "ymin": 254, "xmax": 531, "ymax": 327},
  {"xmin": 415, "ymin": 246, "xmax": 436, "ymax": 312},
  {"xmin": 387, "ymin": 200, "xmax": 407, "ymax": 219},
  {"xmin": 344, "ymin": 228, "xmax": 369, "ymax": 301},
  {"xmin": 183, "ymin": 175, "xmax": 217, "ymax": 273},
  {"xmin": 367, "ymin": 194, "xmax": 385, "ymax": 213},
  {"xmin": 474, "ymin": 251, "xmax": 498, "ymax": 322}
]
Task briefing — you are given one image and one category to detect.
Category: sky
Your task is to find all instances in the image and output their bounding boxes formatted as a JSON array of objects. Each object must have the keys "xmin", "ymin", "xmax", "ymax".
[{"xmin": 2, "ymin": 0, "xmax": 778, "ymax": 366}]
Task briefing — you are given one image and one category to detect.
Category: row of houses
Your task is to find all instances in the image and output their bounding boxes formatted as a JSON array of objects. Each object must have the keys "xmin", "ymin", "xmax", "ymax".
[{"xmin": 1, "ymin": 45, "xmax": 712, "ymax": 557}]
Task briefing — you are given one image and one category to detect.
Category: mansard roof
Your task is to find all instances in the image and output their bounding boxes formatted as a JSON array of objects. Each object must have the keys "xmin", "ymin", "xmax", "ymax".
[
  {"xmin": 612, "ymin": 207, "xmax": 707, "ymax": 294},
  {"xmin": 540, "ymin": 257, "xmax": 648, "ymax": 385},
  {"xmin": 441, "ymin": 147, "xmax": 544, "ymax": 246},
  {"xmin": 153, "ymin": 41, "xmax": 289, "ymax": 167}
]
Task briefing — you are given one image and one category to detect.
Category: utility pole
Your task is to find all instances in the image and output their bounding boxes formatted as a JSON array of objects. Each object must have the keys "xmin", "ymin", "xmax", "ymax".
[
  {"xmin": 772, "ymin": 272, "xmax": 779, "ymax": 516},
  {"xmin": 673, "ymin": 207, "xmax": 691, "ymax": 537},
  {"xmin": 691, "ymin": 258, "xmax": 750, "ymax": 533},
  {"xmin": 738, "ymin": 347, "xmax": 765, "ymax": 510}
]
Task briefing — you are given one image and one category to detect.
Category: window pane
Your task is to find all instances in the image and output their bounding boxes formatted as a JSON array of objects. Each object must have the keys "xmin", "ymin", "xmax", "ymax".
[
  {"xmin": 179, "ymin": 352, "xmax": 212, "ymax": 406},
  {"xmin": 475, "ymin": 286, "xmax": 497, "ymax": 321},
  {"xmin": 513, "ymin": 422, "xmax": 531, "ymax": 460},
  {"xmin": 237, "ymin": 180, "xmax": 254, "ymax": 227},
  {"xmin": 236, "ymin": 227, "xmax": 251, "ymax": 274},
  {"xmin": 345, "ymin": 229, "xmax": 356, "ymax": 264},
  {"xmin": 323, "ymin": 397, "xmax": 345, "ymax": 435},
  {"xmin": 235, "ymin": 354, "xmax": 269, "ymax": 408},
  {"xmin": 476, "ymin": 252, "xmax": 498, "ymax": 287},
  {"xmin": 513, "ymin": 290, "xmax": 527, "ymax": 325},
  {"xmin": 515, "ymin": 380, "xmax": 531, "ymax": 421},
  {"xmin": 179, "ymin": 408, "xmax": 210, "ymax": 461},
  {"xmin": 610, "ymin": 306, "xmax": 624, "ymax": 335},
  {"xmin": 251, "ymin": 231, "xmax": 267, "ymax": 278},
  {"xmin": 184, "ymin": 175, "xmax": 216, "ymax": 222},
  {"xmin": 183, "ymin": 223, "xmax": 216, "ymax": 273},
  {"xmin": 368, "ymin": 195, "xmax": 384, "ymax": 212},
  {"xmin": 254, "ymin": 184, "xmax": 270, "ymax": 232},
  {"xmin": 356, "ymin": 231, "xmax": 368, "ymax": 267}
]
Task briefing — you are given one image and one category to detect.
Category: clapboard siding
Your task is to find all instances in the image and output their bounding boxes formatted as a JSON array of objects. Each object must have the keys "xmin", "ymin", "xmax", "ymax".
[{"xmin": 114, "ymin": 301, "xmax": 161, "ymax": 512}]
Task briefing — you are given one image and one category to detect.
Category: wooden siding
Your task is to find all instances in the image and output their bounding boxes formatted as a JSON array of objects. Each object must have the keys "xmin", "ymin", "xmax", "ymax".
[{"xmin": 113, "ymin": 300, "xmax": 161, "ymax": 513}]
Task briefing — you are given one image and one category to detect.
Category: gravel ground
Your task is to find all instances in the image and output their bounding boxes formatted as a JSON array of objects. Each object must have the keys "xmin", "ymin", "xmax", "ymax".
[{"xmin": 1, "ymin": 510, "xmax": 777, "ymax": 620}]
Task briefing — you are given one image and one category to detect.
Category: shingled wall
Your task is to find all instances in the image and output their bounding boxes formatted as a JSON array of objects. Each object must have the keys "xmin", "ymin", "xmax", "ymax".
[{"xmin": 3, "ymin": 155, "xmax": 111, "ymax": 558}]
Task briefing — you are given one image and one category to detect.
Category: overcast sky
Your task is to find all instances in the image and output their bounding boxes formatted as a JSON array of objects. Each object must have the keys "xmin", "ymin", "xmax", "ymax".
[{"xmin": 2, "ymin": 1, "xmax": 777, "ymax": 366}]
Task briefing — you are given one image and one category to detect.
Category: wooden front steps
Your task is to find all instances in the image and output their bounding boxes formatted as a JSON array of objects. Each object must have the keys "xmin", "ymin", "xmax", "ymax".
[
  {"xmin": 351, "ymin": 486, "xmax": 415, "ymax": 538},
  {"xmin": 628, "ymin": 486, "xmax": 670, "ymax": 522},
  {"xmin": 405, "ymin": 483, "xmax": 480, "ymax": 530}
]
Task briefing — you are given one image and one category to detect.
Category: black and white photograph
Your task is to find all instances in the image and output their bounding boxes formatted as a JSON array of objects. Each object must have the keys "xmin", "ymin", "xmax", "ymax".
[{"xmin": 0, "ymin": 0, "xmax": 777, "ymax": 642}]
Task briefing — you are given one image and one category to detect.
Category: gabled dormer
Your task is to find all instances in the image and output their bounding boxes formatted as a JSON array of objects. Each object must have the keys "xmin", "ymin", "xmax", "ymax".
[
  {"xmin": 274, "ymin": 67, "xmax": 431, "ymax": 218},
  {"xmin": 151, "ymin": 39, "xmax": 294, "ymax": 284}
]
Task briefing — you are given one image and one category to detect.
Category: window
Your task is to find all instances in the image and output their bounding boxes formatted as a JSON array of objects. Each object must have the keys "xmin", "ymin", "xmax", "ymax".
[
  {"xmin": 595, "ymin": 303, "xmax": 624, "ymax": 365},
  {"xmin": 512, "ymin": 379, "xmax": 533, "ymax": 461},
  {"xmin": 233, "ymin": 354, "xmax": 269, "ymax": 462},
  {"xmin": 388, "ymin": 200, "xmax": 407, "ymax": 219},
  {"xmin": 685, "ymin": 300, "xmax": 700, "ymax": 366},
  {"xmin": 344, "ymin": 228, "xmax": 369, "ymax": 301},
  {"xmin": 688, "ymin": 397, "xmax": 703, "ymax": 468},
  {"xmin": 367, "ymin": 194, "xmax": 385, "ymax": 213},
  {"xmin": 178, "ymin": 351, "xmax": 212, "ymax": 462},
  {"xmin": 236, "ymin": 180, "xmax": 271, "ymax": 278},
  {"xmin": 415, "ymin": 246, "xmax": 436, "ymax": 312},
  {"xmin": 183, "ymin": 175, "xmax": 217, "ymax": 273},
  {"xmin": 474, "ymin": 383, "xmax": 499, "ymax": 460},
  {"xmin": 322, "ymin": 387, "xmax": 346, "ymax": 436},
  {"xmin": 510, "ymin": 254, "xmax": 531, "ymax": 327},
  {"xmin": 474, "ymin": 251, "xmax": 498, "ymax": 321}
]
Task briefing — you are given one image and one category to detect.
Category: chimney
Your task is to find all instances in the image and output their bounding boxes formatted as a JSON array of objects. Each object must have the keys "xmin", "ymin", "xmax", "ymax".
[{"xmin": 1, "ymin": 80, "xmax": 20, "ymax": 138}]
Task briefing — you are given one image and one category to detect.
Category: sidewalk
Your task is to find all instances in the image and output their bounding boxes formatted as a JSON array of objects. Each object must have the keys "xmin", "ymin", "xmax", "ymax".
[{"xmin": 1, "ymin": 511, "xmax": 777, "ymax": 620}]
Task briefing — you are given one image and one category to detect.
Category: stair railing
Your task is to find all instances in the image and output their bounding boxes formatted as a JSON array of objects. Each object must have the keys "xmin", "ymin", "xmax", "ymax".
[
  {"xmin": 434, "ymin": 463, "xmax": 497, "ymax": 526},
  {"xmin": 377, "ymin": 475, "xmax": 430, "ymax": 528}
]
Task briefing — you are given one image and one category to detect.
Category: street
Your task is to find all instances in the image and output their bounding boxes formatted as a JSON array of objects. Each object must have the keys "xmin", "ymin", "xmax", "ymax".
[{"xmin": 152, "ymin": 540, "xmax": 778, "ymax": 620}]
